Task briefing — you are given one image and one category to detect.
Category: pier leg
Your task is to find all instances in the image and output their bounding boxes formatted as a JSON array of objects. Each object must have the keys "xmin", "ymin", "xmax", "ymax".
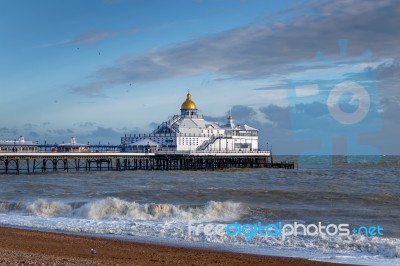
[
  {"xmin": 16, "ymin": 159, "xmax": 20, "ymax": 175},
  {"xmin": 27, "ymin": 159, "xmax": 30, "ymax": 174}
]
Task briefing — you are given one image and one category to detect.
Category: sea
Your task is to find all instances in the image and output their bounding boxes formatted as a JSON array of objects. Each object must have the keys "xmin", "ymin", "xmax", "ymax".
[{"xmin": 0, "ymin": 155, "xmax": 399, "ymax": 265}]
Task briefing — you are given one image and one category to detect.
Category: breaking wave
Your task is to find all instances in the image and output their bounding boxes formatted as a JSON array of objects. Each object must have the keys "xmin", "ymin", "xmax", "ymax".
[
  {"xmin": 28, "ymin": 199, "xmax": 72, "ymax": 217},
  {"xmin": 79, "ymin": 197, "xmax": 245, "ymax": 222},
  {"xmin": 2, "ymin": 198, "xmax": 246, "ymax": 222}
]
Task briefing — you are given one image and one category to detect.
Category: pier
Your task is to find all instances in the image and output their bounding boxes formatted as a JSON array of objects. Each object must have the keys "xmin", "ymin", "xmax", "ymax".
[
  {"xmin": 0, "ymin": 92, "xmax": 299, "ymax": 174},
  {"xmin": 0, "ymin": 152, "xmax": 294, "ymax": 174}
]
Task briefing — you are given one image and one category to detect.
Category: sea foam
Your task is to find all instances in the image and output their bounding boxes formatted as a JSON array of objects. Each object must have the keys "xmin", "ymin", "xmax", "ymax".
[
  {"xmin": 28, "ymin": 199, "xmax": 72, "ymax": 217},
  {"xmin": 11, "ymin": 197, "xmax": 245, "ymax": 223},
  {"xmin": 1, "ymin": 197, "xmax": 398, "ymax": 264},
  {"xmin": 78, "ymin": 197, "xmax": 245, "ymax": 222}
]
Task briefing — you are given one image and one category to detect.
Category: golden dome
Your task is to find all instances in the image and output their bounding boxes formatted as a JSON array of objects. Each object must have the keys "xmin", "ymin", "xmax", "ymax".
[
  {"xmin": 227, "ymin": 114, "xmax": 233, "ymax": 120},
  {"xmin": 181, "ymin": 91, "xmax": 197, "ymax": 110}
]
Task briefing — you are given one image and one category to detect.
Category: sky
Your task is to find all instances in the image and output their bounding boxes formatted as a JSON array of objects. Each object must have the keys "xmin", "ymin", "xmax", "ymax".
[{"xmin": 0, "ymin": 0, "xmax": 399, "ymax": 154}]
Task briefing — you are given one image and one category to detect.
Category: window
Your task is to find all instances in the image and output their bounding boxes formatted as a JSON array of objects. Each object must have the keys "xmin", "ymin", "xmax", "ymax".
[{"xmin": 234, "ymin": 143, "xmax": 251, "ymax": 149}]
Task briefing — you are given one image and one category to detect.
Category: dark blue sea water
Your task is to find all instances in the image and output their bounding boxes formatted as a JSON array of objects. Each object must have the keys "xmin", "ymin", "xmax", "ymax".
[{"xmin": 0, "ymin": 155, "xmax": 399, "ymax": 265}]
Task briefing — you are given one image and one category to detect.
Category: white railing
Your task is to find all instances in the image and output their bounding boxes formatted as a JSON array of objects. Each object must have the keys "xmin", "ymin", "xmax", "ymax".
[{"xmin": 156, "ymin": 150, "xmax": 271, "ymax": 156}]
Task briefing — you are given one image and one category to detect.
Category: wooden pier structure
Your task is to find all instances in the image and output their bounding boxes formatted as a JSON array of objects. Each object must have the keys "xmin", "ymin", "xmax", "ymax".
[{"xmin": 0, "ymin": 152, "xmax": 295, "ymax": 174}]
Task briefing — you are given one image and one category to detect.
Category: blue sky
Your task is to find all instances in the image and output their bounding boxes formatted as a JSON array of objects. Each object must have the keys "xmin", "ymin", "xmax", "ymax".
[{"xmin": 1, "ymin": 0, "xmax": 399, "ymax": 154}]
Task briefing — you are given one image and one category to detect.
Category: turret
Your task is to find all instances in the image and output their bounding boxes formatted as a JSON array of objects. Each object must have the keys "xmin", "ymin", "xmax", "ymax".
[
  {"xmin": 227, "ymin": 114, "xmax": 235, "ymax": 128},
  {"xmin": 180, "ymin": 90, "xmax": 198, "ymax": 117}
]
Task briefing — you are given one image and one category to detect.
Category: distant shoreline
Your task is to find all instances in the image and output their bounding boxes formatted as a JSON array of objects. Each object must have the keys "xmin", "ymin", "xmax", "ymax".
[{"xmin": 0, "ymin": 226, "xmax": 345, "ymax": 265}]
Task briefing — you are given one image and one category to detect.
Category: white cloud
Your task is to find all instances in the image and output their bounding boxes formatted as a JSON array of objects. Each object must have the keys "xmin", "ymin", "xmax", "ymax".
[
  {"xmin": 71, "ymin": 0, "xmax": 400, "ymax": 97},
  {"xmin": 72, "ymin": 31, "xmax": 116, "ymax": 44}
]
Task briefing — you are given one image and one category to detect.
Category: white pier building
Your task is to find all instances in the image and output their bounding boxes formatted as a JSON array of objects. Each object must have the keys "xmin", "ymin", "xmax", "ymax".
[
  {"xmin": 0, "ymin": 136, "xmax": 38, "ymax": 153},
  {"xmin": 122, "ymin": 92, "xmax": 259, "ymax": 152}
]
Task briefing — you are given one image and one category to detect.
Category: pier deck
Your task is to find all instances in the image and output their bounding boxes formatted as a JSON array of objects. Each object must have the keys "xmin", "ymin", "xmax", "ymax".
[{"xmin": 0, "ymin": 152, "xmax": 295, "ymax": 174}]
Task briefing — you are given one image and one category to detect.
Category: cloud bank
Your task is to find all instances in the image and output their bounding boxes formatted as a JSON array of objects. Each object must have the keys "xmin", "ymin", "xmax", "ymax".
[{"xmin": 71, "ymin": 0, "xmax": 400, "ymax": 97}]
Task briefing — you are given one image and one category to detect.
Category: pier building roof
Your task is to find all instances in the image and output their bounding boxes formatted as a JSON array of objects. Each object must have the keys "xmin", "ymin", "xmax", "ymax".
[
  {"xmin": 181, "ymin": 91, "xmax": 197, "ymax": 110},
  {"xmin": 150, "ymin": 92, "xmax": 258, "ymax": 135},
  {"xmin": 0, "ymin": 136, "xmax": 37, "ymax": 146}
]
